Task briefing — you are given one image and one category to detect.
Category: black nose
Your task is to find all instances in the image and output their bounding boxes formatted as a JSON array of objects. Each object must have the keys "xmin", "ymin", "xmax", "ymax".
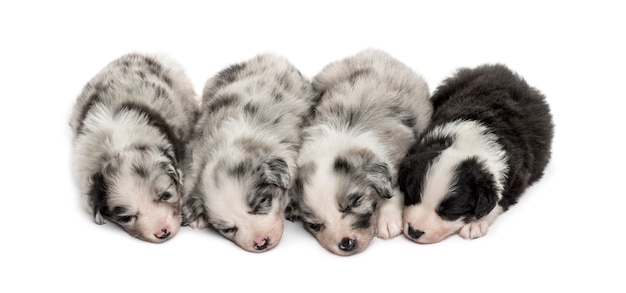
[
  {"xmin": 339, "ymin": 237, "xmax": 357, "ymax": 252},
  {"xmin": 156, "ymin": 228, "xmax": 171, "ymax": 240},
  {"xmin": 407, "ymin": 224, "xmax": 424, "ymax": 239},
  {"xmin": 254, "ymin": 237, "xmax": 270, "ymax": 250}
]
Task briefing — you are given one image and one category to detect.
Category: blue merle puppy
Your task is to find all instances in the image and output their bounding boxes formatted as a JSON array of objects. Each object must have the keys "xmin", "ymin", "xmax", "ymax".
[
  {"xmin": 70, "ymin": 53, "xmax": 199, "ymax": 243},
  {"xmin": 182, "ymin": 54, "xmax": 317, "ymax": 252}
]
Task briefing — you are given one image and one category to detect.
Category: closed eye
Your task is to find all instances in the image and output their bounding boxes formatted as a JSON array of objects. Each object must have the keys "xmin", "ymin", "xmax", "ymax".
[
  {"xmin": 111, "ymin": 206, "xmax": 136, "ymax": 224},
  {"xmin": 219, "ymin": 227, "xmax": 238, "ymax": 235},
  {"xmin": 117, "ymin": 215, "xmax": 137, "ymax": 224},
  {"xmin": 159, "ymin": 191, "xmax": 172, "ymax": 201},
  {"xmin": 306, "ymin": 222, "xmax": 323, "ymax": 233}
]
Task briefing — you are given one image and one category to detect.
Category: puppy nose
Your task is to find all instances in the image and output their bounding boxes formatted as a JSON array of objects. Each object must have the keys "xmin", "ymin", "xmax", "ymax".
[
  {"xmin": 338, "ymin": 237, "xmax": 357, "ymax": 252},
  {"xmin": 254, "ymin": 237, "xmax": 270, "ymax": 251},
  {"xmin": 407, "ymin": 224, "xmax": 424, "ymax": 239},
  {"xmin": 155, "ymin": 228, "xmax": 171, "ymax": 240}
]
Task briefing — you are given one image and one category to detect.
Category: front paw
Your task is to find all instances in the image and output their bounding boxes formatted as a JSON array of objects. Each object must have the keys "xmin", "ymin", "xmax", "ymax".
[
  {"xmin": 187, "ymin": 218, "xmax": 207, "ymax": 230},
  {"xmin": 459, "ymin": 221, "xmax": 489, "ymax": 240},
  {"xmin": 376, "ymin": 210, "xmax": 403, "ymax": 239}
]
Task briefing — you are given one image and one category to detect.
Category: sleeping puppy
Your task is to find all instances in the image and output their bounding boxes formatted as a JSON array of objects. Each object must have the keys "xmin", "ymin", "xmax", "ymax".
[
  {"xmin": 182, "ymin": 54, "xmax": 317, "ymax": 252},
  {"xmin": 70, "ymin": 52, "xmax": 199, "ymax": 243},
  {"xmin": 287, "ymin": 49, "xmax": 432, "ymax": 256},
  {"xmin": 398, "ymin": 64, "xmax": 554, "ymax": 244}
]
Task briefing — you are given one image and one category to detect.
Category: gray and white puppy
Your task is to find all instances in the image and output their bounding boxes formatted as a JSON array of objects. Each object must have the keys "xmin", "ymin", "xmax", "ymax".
[
  {"xmin": 70, "ymin": 52, "xmax": 198, "ymax": 243},
  {"xmin": 287, "ymin": 49, "xmax": 432, "ymax": 256},
  {"xmin": 182, "ymin": 54, "xmax": 317, "ymax": 252}
]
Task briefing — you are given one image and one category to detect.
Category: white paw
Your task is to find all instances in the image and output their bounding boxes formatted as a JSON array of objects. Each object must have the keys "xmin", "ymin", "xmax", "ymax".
[
  {"xmin": 94, "ymin": 212, "xmax": 106, "ymax": 225},
  {"xmin": 459, "ymin": 221, "xmax": 489, "ymax": 240},
  {"xmin": 376, "ymin": 209, "xmax": 403, "ymax": 239},
  {"xmin": 187, "ymin": 218, "xmax": 207, "ymax": 230}
]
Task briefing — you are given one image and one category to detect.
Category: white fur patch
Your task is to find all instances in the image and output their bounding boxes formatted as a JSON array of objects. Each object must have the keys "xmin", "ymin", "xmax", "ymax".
[{"xmin": 423, "ymin": 120, "xmax": 509, "ymax": 203}]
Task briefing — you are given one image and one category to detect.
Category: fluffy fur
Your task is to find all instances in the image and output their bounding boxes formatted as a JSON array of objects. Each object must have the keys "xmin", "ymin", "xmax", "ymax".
[
  {"xmin": 182, "ymin": 54, "xmax": 317, "ymax": 252},
  {"xmin": 398, "ymin": 64, "xmax": 554, "ymax": 244},
  {"xmin": 70, "ymin": 52, "xmax": 199, "ymax": 243},
  {"xmin": 287, "ymin": 49, "xmax": 432, "ymax": 256}
]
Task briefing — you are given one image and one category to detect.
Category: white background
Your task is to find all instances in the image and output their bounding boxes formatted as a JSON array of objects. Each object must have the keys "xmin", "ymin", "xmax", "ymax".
[{"xmin": 1, "ymin": 1, "xmax": 624, "ymax": 292}]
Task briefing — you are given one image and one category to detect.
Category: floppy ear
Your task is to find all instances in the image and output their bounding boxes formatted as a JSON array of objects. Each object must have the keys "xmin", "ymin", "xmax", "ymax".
[
  {"xmin": 88, "ymin": 172, "xmax": 109, "ymax": 225},
  {"xmin": 473, "ymin": 177, "xmax": 498, "ymax": 219},
  {"xmin": 161, "ymin": 148, "xmax": 183, "ymax": 190},
  {"xmin": 363, "ymin": 160, "xmax": 392, "ymax": 199},
  {"xmin": 167, "ymin": 167, "xmax": 184, "ymax": 193},
  {"xmin": 181, "ymin": 187, "xmax": 208, "ymax": 227},
  {"xmin": 456, "ymin": 159, "xmax": 498, "ymax": 219},
  {"xmin": 261, "ymin": 156, "xmax": 291, "ymax": 189}
]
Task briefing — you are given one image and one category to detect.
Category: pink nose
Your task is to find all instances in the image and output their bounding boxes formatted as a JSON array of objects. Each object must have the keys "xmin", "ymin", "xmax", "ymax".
[
  {"xmin": 253, "ymin": 236, "xmax": 270, "ymax": 251},
  {"xmin": 154, "ymin": 227, "xmax": 171, "ymax": 240}
]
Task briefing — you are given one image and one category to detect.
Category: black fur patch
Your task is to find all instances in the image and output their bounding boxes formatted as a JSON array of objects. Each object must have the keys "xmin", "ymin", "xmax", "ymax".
[
  {"xmin": 181, "ymin": 185, "xmax": 209, "ymax": 226},
  {"xmin": 117, "ymin": 102, "xmax": 184, "ymax": 163},
  {"xmin": 437, "ymin": 158, "xmax": 498, "ymax": 222},
  {"xmin": 76, "ymin": 92, "xmax": 101, "ymax": 135},
  {"xmin": 398, "ymin": 144, "xmax": 442, "ymax": 205},
  {"xmin": 333, "ymin": 156, "xmax": 353, "ymax": 174},
  {"xmin": 426, "ymin": 64, "xmax": 553, "ymax": 211},
  {"xmin": 389, "ymin": 106, "xmax": 417, "ymax": 129},
  {"xmin": 244, "ymin": 102, "xmax": 258, "ymax": 115},
  {"xmin": 286, "ymin": 162, "xmax": 317, "ymax": 221},
  {"xmin": 206, "ymin": 94, "xmax": 239, "ymax": 113},
  {"xmin": 89, "ymin": 172, "xmax": 109, "ymax": 221},
  {"xmin": 133, "ymin": 164, "xmax": 149, "ymax": 179},
  {"xmin": 141, "ymin": 55, "xmax": 173, "ymax": 87},
  {"xmin": 352, "ymin": 212, "xmax": 373, "ymax": 229},
  {"xmin": 261, "ymin": 157, "xmax": 290, "ymax": 189},
  {"xmin": 229, "ymin": 161, "xmax": 249, "ymax": 178},
  {"xmin": 248, "ymin": 182, "xmax": 278, "ymax": 214},
  {"xmin": 213, "ymin": 63, "xmax": 246, "ymax": 89}
]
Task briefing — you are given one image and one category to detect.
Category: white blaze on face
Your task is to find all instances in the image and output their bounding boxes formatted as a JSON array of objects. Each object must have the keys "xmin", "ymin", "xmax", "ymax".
[
  {"xmin": 297, "ymin": 126, "xmax": 385, "ymax": 255},
  {"xmin": 301, "ymin": 154, "xmax": 374, "ymax": 256},
  {"xmin": 204, "ymin": 169, "xmax": 284, "ymax": 253},
  {"xmin": 108, "ymin": 159, "xmax": 182, "ymax": 243},
  {"xmin": 403, "ymin": 120, "xmax": 508, "ymax": 244}
]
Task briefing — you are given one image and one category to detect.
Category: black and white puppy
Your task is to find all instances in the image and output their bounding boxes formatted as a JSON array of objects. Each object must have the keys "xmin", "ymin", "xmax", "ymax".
[
  {"xmin": 182, "ymin": 54, "xmax": 317, "ymax": 252},
  {"xmin": 287, "ymin": 49, "xmax": 432, "ymax": 256},
  {"xmin": 398, "ymin": 64, "xmax": 554, "ymax": 244},
  {"xmin": 70, "ymin": 53, "xmax": 199, "ymax": 243}
]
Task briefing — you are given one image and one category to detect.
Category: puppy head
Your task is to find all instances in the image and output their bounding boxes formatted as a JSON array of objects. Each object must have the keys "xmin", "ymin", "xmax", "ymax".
[
  {"xmin": 399, "ymin": 136, "xmax": 498, "ymax": 244},
  {"xmin": 290, "ymin": 149, "xmax": 391, "ymax": 256},
  {"xmin": 90, "ymin": 146, "xmax": 183, "ymax": 243},
  {"xmin": 185, "ymin": 155, "xmax": 290, "ymax": 252}
]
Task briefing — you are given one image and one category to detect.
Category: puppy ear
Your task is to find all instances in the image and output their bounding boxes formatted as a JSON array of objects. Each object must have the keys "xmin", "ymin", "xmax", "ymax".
[
  {"xmin": 474, "ymin": 178, "xmax": 498, "ymax": 219},
  {"xmin": 456, "ymin": 159, "xmax": 498, "ymax": 219},
  {"xmin": 363, "ymin": 161, "xmax": 392, "ymax": 199},
  {"xmin": 181, "ymin": 187, "xmax": 208, "ymax": 227},
  {"xmin": 261, "ymin": 156, "xmax": 291, "ymax": 189},
  {"xmin": 88, "ymin": 172, "xmax": 109, "ymax": 225}
]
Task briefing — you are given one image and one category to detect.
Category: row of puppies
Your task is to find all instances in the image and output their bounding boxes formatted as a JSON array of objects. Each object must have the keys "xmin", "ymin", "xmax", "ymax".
[{"xmin": 70, "ymin": 50, "xmax": 553, "ymax": 256}]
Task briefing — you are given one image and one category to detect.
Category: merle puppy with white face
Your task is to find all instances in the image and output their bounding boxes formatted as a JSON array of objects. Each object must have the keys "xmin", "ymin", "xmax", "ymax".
[
  {"xmin": 70, "ymin": 53, "xmax": 199, "ymax": 243},
  {"xmin": 182, "ymin": 54, "xmax": 316, "ymax": 252},
  {"xmin": 287, "ymin": 49, "xmax": 432, "ymax": 256},
  {"xmin": 398, "ymin": 64, "xmax": 554, "ymax": 244}
]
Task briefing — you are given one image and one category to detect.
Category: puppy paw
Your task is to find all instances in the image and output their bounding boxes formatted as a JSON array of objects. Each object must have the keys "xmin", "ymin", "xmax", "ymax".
[
  {"xmin": 376, "ymin": 211, "xmax": 403, "ymax": 239},
  {"xmin": 94, "ymin": 212, "xmax": 106, "ymax": 225},
  {"xmin": 187, "ymin": 219, "xmax": 208, "ymax": 230},
  {"xmin": 459, "ymin": 221, "xmax": 489, "ymax": 240}
]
